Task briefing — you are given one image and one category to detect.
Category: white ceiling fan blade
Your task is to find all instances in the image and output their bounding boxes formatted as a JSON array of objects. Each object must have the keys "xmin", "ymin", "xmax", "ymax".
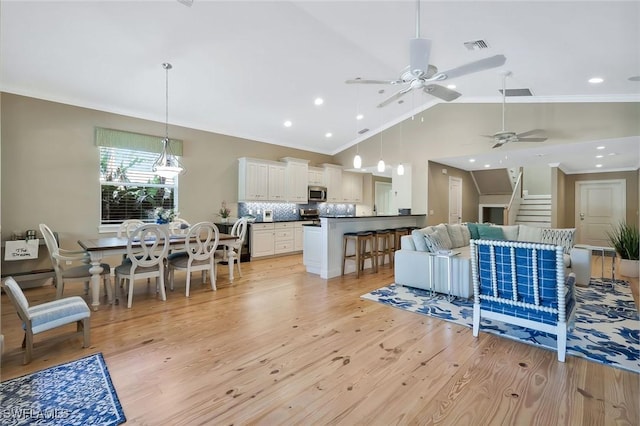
[
  {"xmin": 377, "ymin": 86, "xmax": 413, "ymax": 108},
  {"xmin": 346, "ymin": 78, "xmax": 401, "ymax": 85},
  {"xmin": 431, "ymin": 54, "xmax": 507, "ymax": 81},
  {"xmin": 516, "ymin": 129, "xmax": 545, "ymax": 138},
  {"xmin": 423, "ymin": 84, "xmax": 461, "ymax": 102},
  {"xmin": 517, "ymin": 137, "xmax": 548, "ymax": 142},
  {"xmin": 409, "ymin": 38, "xmax": 432, "ymax": 77},
  {"xmin": 492, "ymin": 141, "xmax": 507, "ymax": 149}
]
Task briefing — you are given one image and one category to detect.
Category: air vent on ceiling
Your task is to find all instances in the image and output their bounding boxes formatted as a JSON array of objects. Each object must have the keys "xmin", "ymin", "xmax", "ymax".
[
  {"xmin": 358, "ymin": 128, "xmax": 370, "ymax": 135},
  {"xmin": 464, "ymin": 39, "xmax": 489, "ymax": 51},
  {"xmin": 499, "ymin": 88, "xmax": 533, "ymax": 97}
]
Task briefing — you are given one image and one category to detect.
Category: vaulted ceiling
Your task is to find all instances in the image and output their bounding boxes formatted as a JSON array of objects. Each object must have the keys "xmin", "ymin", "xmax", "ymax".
[{"xmin": 1, "ymin": 1, "xmax": 639, "ymax": 173}]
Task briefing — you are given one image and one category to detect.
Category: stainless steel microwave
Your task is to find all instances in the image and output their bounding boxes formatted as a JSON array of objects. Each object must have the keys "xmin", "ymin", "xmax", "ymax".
[{"xmin": 308, "ymin": 186, "xmax": 327, "ymax": 202}]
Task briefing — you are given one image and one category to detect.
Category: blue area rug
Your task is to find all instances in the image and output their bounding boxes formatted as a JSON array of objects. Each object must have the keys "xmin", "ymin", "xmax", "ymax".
[
  {"xmin": 362, "ymin": 278, "xmax": 639, "ymax": 373},
  {"xmin": 0, "ymin": 353, "xmax": 126, "ymax": 426}
]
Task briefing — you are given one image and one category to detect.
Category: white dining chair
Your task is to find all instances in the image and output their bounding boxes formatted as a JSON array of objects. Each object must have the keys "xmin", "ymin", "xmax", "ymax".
[
  {"xmin": 39, "ymin": 223, "xmax": 113, "ymax": 302},
  {"xmin": 215, "ymin": 217, "xmax": 248, "ymax": 278},
  {"xmin": 115, "ymin": 224, "xmax": 170, "ymax": 308},
  {"xmin": 117, "ymin": 219, "xmax": 144, "ymax": 238},
  {"xmin": 168, "ymin": 222, "xmax": 220, "ymax": 297}
]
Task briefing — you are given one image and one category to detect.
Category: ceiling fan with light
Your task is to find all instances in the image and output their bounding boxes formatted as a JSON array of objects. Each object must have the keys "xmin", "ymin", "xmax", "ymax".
[
  {"xmin": 484, "ymin": 71, "xmax": 548, "ymax": 148},
  {"xmin": 346, "ymin": 0, "xmax": 507, "ymax": 107}
]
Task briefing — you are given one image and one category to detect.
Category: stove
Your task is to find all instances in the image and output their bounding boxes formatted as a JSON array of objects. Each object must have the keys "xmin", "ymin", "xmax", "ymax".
[{"xmin": 300, "ymin": 208, "xmax": 320, "ymax": 224}]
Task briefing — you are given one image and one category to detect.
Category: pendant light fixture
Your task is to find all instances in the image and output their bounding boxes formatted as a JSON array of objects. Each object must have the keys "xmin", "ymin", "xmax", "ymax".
[
  {"xmin": 152, "ymin": 62, "xmax": 185, "ymax": 178},
  {"xmin": 353, "ymin": 85, "xmax": 362, "ymax": 169},
  {"xmin": 397, "ymin": 121, "xmax": 405, "ymax": 175},
  {"xmin": 377, "ymin": 131, "xmax": 385, "ymax": 172}
]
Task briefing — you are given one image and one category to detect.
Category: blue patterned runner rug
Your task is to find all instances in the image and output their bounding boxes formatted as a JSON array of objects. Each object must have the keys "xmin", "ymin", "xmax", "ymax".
[
  {"xmin": 0, "ymin": 353, "xmax": 126, "ymax": 426},
  {"xmin": 362, "ymin": 278, "xmax": 639, "ymax": 373}
]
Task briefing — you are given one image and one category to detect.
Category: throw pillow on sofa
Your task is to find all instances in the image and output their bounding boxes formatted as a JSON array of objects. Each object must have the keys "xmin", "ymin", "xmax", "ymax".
[
  {"xmin": 446, "ymin": 224, "xmax": 466, "ymax": 248},
  {"xmin": 498, "ymin": 225, "xmax": 520, "ymax": 241},
  {"xmin": 517, "ymin": 224, "xmax": 542, "ymax": 243},
  {"xmin": 411, "ymin": 229, "xmax": 430, "ymax": 251},
  {"xmin": 423, "ymin": 232, "xmax": 447, "ymax": 252},
  {"xmin": 433, "ymin": 224, "xmax": 453, "ymax": 249},
  {"xmin": 477, "ymin": 224, "xmax": 505, "ymax": 240},
  {"xmin": 467, "ymin": 222, "xmax": 480, "ymax": 239}
]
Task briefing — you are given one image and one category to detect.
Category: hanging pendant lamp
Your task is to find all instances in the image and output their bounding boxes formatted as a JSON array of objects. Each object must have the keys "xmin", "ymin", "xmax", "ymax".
[
  {"xmin": 152, "ymin": 62, "xmax": 185, "ymax": 178},
  {"xmin": 377, "ymin": 132, "xmax": 385, "ymax": 172}
]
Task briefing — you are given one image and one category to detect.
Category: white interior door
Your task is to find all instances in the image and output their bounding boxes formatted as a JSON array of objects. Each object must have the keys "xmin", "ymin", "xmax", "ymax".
[
  {"xmin": 448, "ymin": 176, "xmax": 462, "ymax": 224},
  {"xmin": 375, "ymin": 182, "xmax": 392, "ymax": 215},
  {"xmin": 575, "ymin": 179, "xmax": 626, "ymax": 246}
]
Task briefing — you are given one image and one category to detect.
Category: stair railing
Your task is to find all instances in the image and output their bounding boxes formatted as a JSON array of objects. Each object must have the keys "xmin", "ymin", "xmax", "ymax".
[{"xmin": 503, "ymin": 171, "xmax": 523, "ymax": 225}]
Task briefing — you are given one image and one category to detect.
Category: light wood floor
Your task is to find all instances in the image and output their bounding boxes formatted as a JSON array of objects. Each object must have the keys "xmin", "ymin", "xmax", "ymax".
[{"xmin": 1, "ymin": 255, "xmax": 638, "ymax": 425}]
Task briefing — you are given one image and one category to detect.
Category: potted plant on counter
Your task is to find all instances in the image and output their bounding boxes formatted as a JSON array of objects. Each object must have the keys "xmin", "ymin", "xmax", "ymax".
[
  {"xmin": 607, "ymin": 222, "xmax": 639, "ymax": 278},
  {"xmin": 218, "ymin": 201, "xmax": 232, "ymax": 223}
]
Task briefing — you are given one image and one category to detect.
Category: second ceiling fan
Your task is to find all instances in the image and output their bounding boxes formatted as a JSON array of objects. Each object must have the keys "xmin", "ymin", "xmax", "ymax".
[
  {"xmin": 346, "ymin": 0, "xmax": 507, "ymax": 107},
  {"xmin": 484, "ymin": 71, "xmax": 548, "ymax": 148}
]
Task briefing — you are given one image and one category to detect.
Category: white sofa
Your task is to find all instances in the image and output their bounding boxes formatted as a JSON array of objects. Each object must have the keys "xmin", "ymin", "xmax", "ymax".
[{"xmin": 394, "ymin": 223, "xmax": 587, "ymax": 298}]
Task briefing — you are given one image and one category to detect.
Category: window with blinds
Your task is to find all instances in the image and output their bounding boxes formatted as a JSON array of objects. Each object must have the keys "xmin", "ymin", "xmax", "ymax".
[{"xmin": 99, "ymin": 139, "xmax": 179, "ymax": 226}]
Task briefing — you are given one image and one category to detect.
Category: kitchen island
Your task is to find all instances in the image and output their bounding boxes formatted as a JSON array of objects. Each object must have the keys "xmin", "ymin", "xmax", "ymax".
[{"xmin": 303, "ymin": 215, "xmax": 425, "ymax": 279}]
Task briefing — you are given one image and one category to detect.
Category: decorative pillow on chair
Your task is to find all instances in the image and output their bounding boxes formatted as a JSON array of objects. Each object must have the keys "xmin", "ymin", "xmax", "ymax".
[{"xmin": 477, "ymin": 224, "xmax": 505, "ymax": 240}]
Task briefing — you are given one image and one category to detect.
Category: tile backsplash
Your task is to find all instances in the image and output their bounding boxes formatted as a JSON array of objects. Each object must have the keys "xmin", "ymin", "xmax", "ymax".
[{"xmin": 238, "ymin": 202, "xmax": 355, "ymax": 222}]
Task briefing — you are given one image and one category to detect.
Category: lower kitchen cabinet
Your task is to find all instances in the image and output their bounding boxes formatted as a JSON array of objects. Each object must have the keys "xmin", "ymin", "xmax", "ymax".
[{"xmin": 250, "ymin": 221, "xmax": 311, "ymax": 259}]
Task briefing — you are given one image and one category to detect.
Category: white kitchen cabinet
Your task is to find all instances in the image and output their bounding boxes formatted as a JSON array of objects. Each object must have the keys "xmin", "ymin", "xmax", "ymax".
[
  {"xmin": 251, "ymin": 223, "xmax": 275, "ymax": 258},
  {"xmin": 268, "ymin": 163, "xmax": 286, "ymax": 201},
  {"xmin": 342, "ymin": 171, "xmax": 363, "ymax": 203},
  {"xmin": 294, "ymin": 221, "xmax": 313, "ymax": 251},
  {"xmin": 323, "ymin": 164, "xmax": 343, "ymax": 202},
  {"xmin": 238, "ymin": 157, "xmax": 269, "ymax": 201},
  {"xmin": 282, "ymin": 158, "xmax": 309, "ymax": 203},
  {"xmin": 274, "ymin": 222, "xmax": 294, "ymax": 254},
  {"xmin": 308, "ymin": 167, "xmax": 324, "ymax": 186}
]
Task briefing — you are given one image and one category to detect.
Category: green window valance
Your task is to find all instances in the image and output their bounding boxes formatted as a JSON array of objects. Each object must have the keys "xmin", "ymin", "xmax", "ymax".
[{"xmin": 95, "ymin": 127, "xmax": 183, "ymax": 156}]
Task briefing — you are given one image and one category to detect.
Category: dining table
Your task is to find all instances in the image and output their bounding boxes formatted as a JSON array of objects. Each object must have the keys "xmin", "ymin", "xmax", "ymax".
[{"xmin": 78, "ymin": 232, "xmax": 237, "ymax": 310}]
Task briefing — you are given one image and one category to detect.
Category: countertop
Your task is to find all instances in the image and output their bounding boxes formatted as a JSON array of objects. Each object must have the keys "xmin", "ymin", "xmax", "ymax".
[{"xmin": 319, "ymin": 214, "xmax": 425, "ymax": 219}]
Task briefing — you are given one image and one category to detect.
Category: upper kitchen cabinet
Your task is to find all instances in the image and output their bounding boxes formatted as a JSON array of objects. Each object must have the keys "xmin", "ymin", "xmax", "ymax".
[
  {"xmin": 308, "ymin": 166, "xmax": 324, "ymax": 186},
  {"xmin": 281, "ymin": 157, "xmax": 309, "ymax": 203},
  {"xmin": 239, "ymin": 157, "xmax": 286, "ymax": 201},
  {"xmin": 342, "ymin": 171, "xmax": 363, "ymax": 203},
  {"xmin": 238, "ymin": 157, "xmax": 269, "ymax": 201},
  {"xmin": 322, "ymin": 164, "xmax": 343, "ymax": 202}
]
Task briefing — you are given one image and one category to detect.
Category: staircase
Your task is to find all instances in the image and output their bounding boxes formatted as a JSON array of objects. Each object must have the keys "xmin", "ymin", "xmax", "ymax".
[{"xmin": 515, "ymin": 194, "xmax": 551, "ymax": 227}]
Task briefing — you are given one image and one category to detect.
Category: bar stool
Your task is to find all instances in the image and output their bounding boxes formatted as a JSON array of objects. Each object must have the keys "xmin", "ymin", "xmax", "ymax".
[
  {"xmin": 392, "ymin": 228, "xmax": 410, "ymax": 252},
  {"xmin": 373, "ymin": 229, "xmax": 394, "ymax": 267},
  {"xmin": 342, "ymin": 232, "xmax": 377, "ymax": 278}
]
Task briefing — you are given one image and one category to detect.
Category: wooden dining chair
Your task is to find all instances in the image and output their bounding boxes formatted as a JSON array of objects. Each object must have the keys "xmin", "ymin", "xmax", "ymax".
[
  {"xmin": 168, "ymin": 222, "xmax": 220, "ymax": 297},
  {"xmin": 114, "ymin": 224, "xmax": 170, "ymax": 308}
]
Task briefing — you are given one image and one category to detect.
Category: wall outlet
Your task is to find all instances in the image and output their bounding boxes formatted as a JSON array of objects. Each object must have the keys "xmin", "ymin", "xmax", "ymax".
[
  {"xmin": 429, "ymin": 210, "xmax": 435, "ymax": 215},
  {"xmin": 65, "ymin": 260, "xmax": 73, "ymax": 265}
]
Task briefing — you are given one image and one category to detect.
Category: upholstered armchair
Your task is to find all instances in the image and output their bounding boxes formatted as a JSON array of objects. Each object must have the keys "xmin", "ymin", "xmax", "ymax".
[{"xmin": 470, "ymin": 239, "xmax": 577, "ymax": 362}]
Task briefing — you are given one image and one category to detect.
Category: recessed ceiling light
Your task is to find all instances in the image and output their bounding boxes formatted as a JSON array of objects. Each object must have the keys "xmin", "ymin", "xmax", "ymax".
[
  {"xmin": 595, "ymin": 164, "xmax": 603, "ymax": 168},
  {"xmin": 484, "ymin": 164, "xmax": 491, "ymax": 168},
  {"xmin": 469, "ymin": 158, "xmax": 476, "ymax": 163},
  {"xmin": 596, "ymin": 146, "xmax": 605, "ymax": 150},
  {"xmin": 447, "ymin": 84, "xmax": 456, "ymax": 89},
  {"xmin": 325, "ymin": 132, "xmax": 332, "ymax": 138},
  {"xmin": 595, "ymin": 154, "xmax": 603, "ymax": 158},
  {"xmin": 314, "ymin": 97, "xmax": 324, "ymax": 106},
  {"xmin": 356, "ymin": 114, "xmax": 364, "ymax": 120},
  {"xmin": 283, "ymin": 120, "xmax": 292, "ymax": 128},
  {"xmin": 588, "ymin": 77, "xmax": 604, "ymax": 84},
  {"xmin": 608, "ymin": 152, "xmax": 617, "ymax": 156}
]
